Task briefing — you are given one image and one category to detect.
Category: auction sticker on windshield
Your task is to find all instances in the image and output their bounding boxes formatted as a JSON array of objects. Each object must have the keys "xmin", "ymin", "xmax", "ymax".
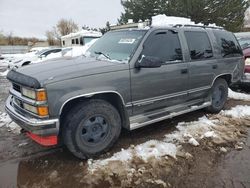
[{"xmin": 119, "ymin": 38, "xmax": 136, "ymax": 44}]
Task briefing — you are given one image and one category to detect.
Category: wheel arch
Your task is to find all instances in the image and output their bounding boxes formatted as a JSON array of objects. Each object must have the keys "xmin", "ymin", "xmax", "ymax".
[
  {"xmin": 212, "ymin": 74, "xmax": 232, "ymax": 86},
  {"xmin": 59, "ymin": 91, "xmax": 130, "ymax": 129}
]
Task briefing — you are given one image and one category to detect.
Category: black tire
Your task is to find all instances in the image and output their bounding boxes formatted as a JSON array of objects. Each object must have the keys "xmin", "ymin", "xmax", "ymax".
[
  {"xmin": 62, "ymin": 99, "xmax": 121, "ymax": 159},
  {"xmin": 206, "ymin": 78, "xmax": 228, "ymax": 113}
]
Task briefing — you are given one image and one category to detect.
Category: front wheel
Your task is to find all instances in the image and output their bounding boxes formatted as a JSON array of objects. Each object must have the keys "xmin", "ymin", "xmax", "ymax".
[
  {"xmin": 62, "ymin": 99, "xmax": 121, "ymax": 159},
  {"xmin": 206, "ymin": 78, "xmax": 228, "ymax": 113}
]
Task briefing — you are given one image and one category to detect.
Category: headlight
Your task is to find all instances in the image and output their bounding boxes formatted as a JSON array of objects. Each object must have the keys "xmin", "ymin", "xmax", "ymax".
[
  {"xmin": 23, "ymin": 103, "xmax": 49, "ymax": 116},
  {"xmin": 21, "ymin": 88, "xmax": 47, "ymax": 101},
  {"xmin": 22, "ymin": 88, "xmax": 36, "ymax": 99},
  {"xmin": 23, "ymin": 103, "xmax": 37, "ymax": 114},
  {"xmin": 245, "ymin": 58, "xmax": 250, "ymax": 65}
]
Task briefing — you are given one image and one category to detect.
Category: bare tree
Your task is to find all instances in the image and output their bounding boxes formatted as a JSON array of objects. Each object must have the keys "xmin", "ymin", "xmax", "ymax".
[
  {"xmin": 56, "ymin": 18, "xmax": 79, "ymax": 36},
  {"xmin": 45, "ymin": 30, "xmax": 57, "ymax": 46},
  {"xmin": 45, "ymin": 18, "xmax": 79, "ymax": 46},
  {"xmin": 7, "ymin": 32, "xmax": 14, "ymax": 45}
]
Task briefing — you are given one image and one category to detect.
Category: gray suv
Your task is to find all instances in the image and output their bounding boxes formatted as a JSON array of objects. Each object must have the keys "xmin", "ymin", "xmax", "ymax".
[{"xmin": 5, "ymin": 25, "xmax": 244, "ymax": 158}]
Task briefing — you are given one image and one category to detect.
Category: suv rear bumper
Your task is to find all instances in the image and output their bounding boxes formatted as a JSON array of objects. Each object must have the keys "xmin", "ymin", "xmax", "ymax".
[{"xmin": 5, "ymin": 96, "xmax": 59, "ymax": 136}]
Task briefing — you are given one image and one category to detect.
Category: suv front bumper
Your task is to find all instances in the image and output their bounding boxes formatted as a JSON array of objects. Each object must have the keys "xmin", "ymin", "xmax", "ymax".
[{"xmin": 5, "ymin": 96, "xmax": 59, "ymax": 136}]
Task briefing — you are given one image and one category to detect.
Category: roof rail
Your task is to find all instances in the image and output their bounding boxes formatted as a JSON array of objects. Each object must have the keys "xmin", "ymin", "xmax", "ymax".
[{"xmin": 173, "ymin": 24, "xmax": 224, "ymax": 30}]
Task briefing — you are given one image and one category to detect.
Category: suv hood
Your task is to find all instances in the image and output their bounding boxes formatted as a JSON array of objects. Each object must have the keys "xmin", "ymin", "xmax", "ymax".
[{"xmin": 10, "ymin": 56, "xmax": 128, "ymax": 87}]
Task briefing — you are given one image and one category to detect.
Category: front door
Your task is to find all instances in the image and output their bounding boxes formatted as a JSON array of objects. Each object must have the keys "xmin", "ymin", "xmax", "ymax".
[{"xmin": 130, "ymin": 30, "xmax": 189, "ymax": 116}]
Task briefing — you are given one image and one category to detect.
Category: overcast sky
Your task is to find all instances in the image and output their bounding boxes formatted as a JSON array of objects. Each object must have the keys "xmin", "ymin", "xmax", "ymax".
[{"xmin": 0, "ymin": 0, "xmax": 124, "ymax": 39}]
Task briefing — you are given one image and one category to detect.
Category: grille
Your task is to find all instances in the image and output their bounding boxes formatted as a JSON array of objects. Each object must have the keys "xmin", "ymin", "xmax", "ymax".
[
  {"xmin": 12, "ymin": 83, "xmax": 21, "ymax": 93},
  {"xmin": 14, "ymin": 97, "xmax": 24, "ymax": 109}
]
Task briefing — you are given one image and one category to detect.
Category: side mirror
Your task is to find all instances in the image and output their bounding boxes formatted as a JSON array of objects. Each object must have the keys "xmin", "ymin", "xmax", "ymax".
[{"xmin": 136, "ymin": 56, "xmax": 162, "ymax": 68}]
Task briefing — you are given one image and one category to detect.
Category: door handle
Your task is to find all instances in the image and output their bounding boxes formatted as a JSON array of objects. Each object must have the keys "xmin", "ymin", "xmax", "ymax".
[
  {"xmin": 181, "ymin": 68, "xmax": 188, "ymax": 74},
  {"xmin": 212, "ymin": 65, "xmax": 218, "ymax": 69}
]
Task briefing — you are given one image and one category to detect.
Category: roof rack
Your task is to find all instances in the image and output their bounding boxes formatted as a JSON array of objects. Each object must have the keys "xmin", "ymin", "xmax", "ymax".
[{"xmin": 173, "ymin": 24, "xmax": 224, "ymax": 30}]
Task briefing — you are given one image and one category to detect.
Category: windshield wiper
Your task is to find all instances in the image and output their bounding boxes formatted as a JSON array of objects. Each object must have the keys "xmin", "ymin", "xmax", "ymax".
[{"xmin": 94, "ymin": 51, "xmax": 111, "ymax": 60}]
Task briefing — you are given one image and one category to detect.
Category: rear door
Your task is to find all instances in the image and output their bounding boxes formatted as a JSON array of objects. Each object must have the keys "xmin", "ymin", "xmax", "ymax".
[
  {"xmin": 130, "ymin": 29, "xmax": 189, "ymax": 115},
  {"xmin": 184, "ymin": 31, "xmax": 217, "ymax": 101}
]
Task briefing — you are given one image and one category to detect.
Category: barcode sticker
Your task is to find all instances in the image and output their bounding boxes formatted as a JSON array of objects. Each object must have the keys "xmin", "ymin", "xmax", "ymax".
[{"xmin": 119, "ymin": 38, "xmax": 136, "ymax": 44}]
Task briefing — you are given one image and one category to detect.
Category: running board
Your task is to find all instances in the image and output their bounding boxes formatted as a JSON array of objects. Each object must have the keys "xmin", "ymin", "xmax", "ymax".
[{"xmin": 129, "ymin": 101, "xmax": 211, "ymax": 130}]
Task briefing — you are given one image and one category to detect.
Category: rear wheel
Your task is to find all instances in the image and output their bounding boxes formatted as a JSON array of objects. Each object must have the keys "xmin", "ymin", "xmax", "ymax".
[
  {"xmin": 206, "ymin": 78, "xmax": 228, "ymax": 113},
  {"xmin": 62, "ymin": 99, "xmax": 121, "ymax": 159}
]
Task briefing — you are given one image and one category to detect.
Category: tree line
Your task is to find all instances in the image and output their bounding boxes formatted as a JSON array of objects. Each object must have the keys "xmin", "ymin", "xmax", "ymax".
[
  {"xmin": 1, "ymin": 1, "xmax": 249, "ymax": 46},
  {"xmin": 0, "ymin": 31, "xmax": 42, "ymax": 46},
  {"xmin": 119, "ymin": 0, "xmax": 249, "ymax": 32}
]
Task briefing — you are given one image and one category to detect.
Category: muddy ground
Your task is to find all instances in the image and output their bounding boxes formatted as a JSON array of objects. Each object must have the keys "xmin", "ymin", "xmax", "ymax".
[{"xmin": 0, "ymin": 72, "xmax": 250, "ymax": 188}]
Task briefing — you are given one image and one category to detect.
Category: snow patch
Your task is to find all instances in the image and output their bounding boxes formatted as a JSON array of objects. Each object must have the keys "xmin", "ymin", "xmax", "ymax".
[
  {"xmin": 135, "ymin": 140, "xmax": 177, "ymax": 161},
  {"xmin": 164, "ymin": 116, "xmax": 217, "ymax": 143},
  {"xmin": 203, "ymin": 131, "xmax": 217, "ymax": 138},
  {"xmin": 0, "ymin": 112, "xmax": 20, "ymax": 133},
  {"xmin": 0, "ymin": 69, "xmax": 9, "ymax": 77},
  {"xmin": 221, "ymin": 105, "xmax": 250, "ymax": 118},
  {"xmin": 88, "ymin": 140, "xmax": 177, "ymax": 171},
  {"xmin": 0, "ymin": 112, "xmax": 12, "ymax": 127},
  {"xmin": 152, "ymin": 15, "xmax": 197, "ymax": 27},
  {"xmin": 151, "ymin": 14, "xmax": 218, "ymax": 27},
  {"xmin": 228, "ymin": 89, "xmax": 250, "ymax": 101},
  {"xmin": 188, "ymin": 137, "xmax": 199, "ymax": 146}
]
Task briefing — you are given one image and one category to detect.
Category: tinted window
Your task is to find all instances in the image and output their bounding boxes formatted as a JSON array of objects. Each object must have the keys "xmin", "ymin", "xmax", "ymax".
[
  {"xmin": 62, "ymin": 40, "xmax": 65, "ymax": 46},
  {"xmin": 142, "ymin": 31, "xmax": 182, "ymax": 62},
  {"xmin": 80, "ymin": 37, "xmax": 84, "ymax": 45},
  {"xmin": 72, "ymin": 39, "xmax": 75, "ymax": 44},
  {"xmin": 41, "ymin": 49, "xmax": 61, "ymax": 57},
  {"xmin": 185, "ymin": 31, "xmax": 213, "ymax": 60},
  {"xmin": 238, "ymin": 38, "xmax": 250, "ymax": 50},
  {"xmin": 75, "ymin": 38, "xmax": 79, "ymax": 44},
  {"xmin": 213, "ymin": 30, "xmax": 242, "ymax": 58},
  {"xmin": 53, "ymin": 49, "xmax": 61, "ymax": 53},
  {"xmin": 41, "ymin": 50, "xmax": 54, "ymax": 57},
  {"xmin": 84, "ymin": 37, "xmax": 97, "ymax": 45}
]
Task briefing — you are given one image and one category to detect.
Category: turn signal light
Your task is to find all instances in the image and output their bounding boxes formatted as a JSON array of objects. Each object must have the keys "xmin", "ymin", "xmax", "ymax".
[
  {"xmin": 37, "ymin": 106, "xmax": 49, "ymax": 116},
  {"xmin": 36, "ymin": 90, "xmax": 47, "ymax": 101}
]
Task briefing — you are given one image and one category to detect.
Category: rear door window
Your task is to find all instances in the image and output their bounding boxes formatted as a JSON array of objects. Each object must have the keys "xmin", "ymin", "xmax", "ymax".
[
  {"xmin": 213, "ymin": 30, "xmax": 242, "ymax": 58},
  {"xmin": 142, "ymin": 30, "xmax": 183, "ymax": 63},
  {"xmin": 185, "ymin": 31, "xmax": 213, "ymax": 60}
]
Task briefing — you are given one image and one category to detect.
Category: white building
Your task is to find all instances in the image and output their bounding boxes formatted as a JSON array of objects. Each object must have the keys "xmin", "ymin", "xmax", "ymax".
[{"xmin": 61, "ymin": 29, "xmax": 102, "ymax": 47}]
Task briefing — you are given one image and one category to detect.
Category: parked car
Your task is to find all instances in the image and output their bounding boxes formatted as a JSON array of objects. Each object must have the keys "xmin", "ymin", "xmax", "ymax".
[
  {"xmin": 235, "ymin": 32, "xmax": 250, "ymax": 50},
  {"xmin": 5, "ymin": 25, "xmax": 244, "ymax": 159},
  {"xmin": 234, "ymin": 32, "xmax": 250, "ymax": 87},
  {"xmin": 8, "ymin": 48, "xmax": 62, "ymax": 69}
]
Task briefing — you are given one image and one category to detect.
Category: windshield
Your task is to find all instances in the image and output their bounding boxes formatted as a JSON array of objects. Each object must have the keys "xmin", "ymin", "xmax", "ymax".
[
  {"xmin": 238, "ymin": 38, "xmax": 250, "ymax": 50},
  {"xmin": 86, "ymin": 30, "xmax": 146, "ymax": 63}
]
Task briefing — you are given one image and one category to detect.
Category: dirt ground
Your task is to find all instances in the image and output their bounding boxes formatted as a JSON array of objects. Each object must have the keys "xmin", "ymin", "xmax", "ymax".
[{"xmin": 0, "ymin": 73, "xmax": 250, "ymax": 188}]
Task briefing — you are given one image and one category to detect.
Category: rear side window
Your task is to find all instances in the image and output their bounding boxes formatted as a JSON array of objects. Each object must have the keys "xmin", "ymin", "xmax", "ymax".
[
  {"xmin": 185, "ymin": 31, "xmax": 213, "ymax": 60},
  {"xmin": 213, "ymin": 30, "xmax": 242, "ymax": 58},
  {"xmin": 142, "ymin": 31, "xmax": 183, "ymax": 62}
]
